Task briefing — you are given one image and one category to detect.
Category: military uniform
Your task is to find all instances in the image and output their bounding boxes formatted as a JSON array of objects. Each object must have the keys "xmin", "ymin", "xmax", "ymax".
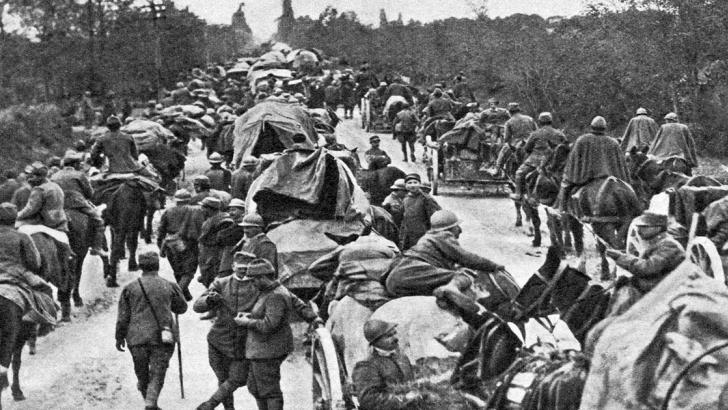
[
  {"xmin": 382, "ymin": 193, "xmax": 405, "ymax": 228},
  {"xmin": 514, "ymin": 126, "xmax": 568, "ymax": 198},
  {"xmin": 157, "ymin": 203, "xmax": 205, "ymax": 299},
  {"xmin": 198, "ymin": 212, "xmax": 235, "ymax": 287},
  {"xmin": 115, "ymin": 268, "xmax": 187, "ymax": 410},
  {"xmin": 352, "ymin": 350, "xmax": 415, "ymax": 410},
  {"xmin": 621, "ymin": 114, "xmax": 659, "ymax": 153},
  {"xmin": 231, "ymin": 167, "xmax": 255, "ymax": 200},
  {"xmin": 90, "ymin": 131, "xmax": 143, "ymax": 174},
  {"xmin": 205, "ymin": 166, "xmax": 232, "ymax": 193},
  {"xmin": 17, "ymin": 180, "xmax": 68, "ymax": 232},
  {"xmin": 0, "ymin": 178, "xmax": 21, "ymax": 203},
  {"xmin": 387, "ymin": 229, "xmax": 499, "ymax": 297},
  {"xmin": 613, "ymin": 233, "xmax": 685, "ymax": 294},
  {"xmin": 364, "ymin": 147, "xmax": 391, "ymax": 168},
  {"xmin": 239, "ymin": 232, "xmax": 278, "ymax": 272},
  {"xmin": 648, "ymin": 122, "xmax": 698, "ymax": 170},
  {"xmin": 51, "ymin": 166, "xmax": 105, "ymax": 249},
  {"xmin": 399, "ymin": 190, "xmax": 441, "ymax": 251}
]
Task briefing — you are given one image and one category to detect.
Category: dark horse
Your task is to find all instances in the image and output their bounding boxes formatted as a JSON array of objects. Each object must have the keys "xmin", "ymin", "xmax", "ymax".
[
  {"xmin": 65, "ymin": 209, "xmax": 111, "ymax": 310},
  {"xmin": 139, "ymin": 143, "xmax": 187, "ymax": 244},
  {"xmin": 96, "ymin": 180, "xmax": 149, "ymax": 280},
  {"xmin": 501, "ymin": 143, "xmax": 542, "ymax": 246}
]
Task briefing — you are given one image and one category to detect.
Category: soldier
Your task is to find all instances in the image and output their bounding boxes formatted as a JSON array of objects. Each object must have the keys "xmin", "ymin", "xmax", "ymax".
[
  {"xmin": 422, "ymin": 88, "xmax": 454, "ymax": 127},
  {"xmin": 511, "ymin": 112, "xmax": 567, "ymax": 201},
  {"xmin": 89, "ymin": 116, "xmax": 155, "ymax": 179},
  {"xmin": 621, "ymin": 107, "xmax": 659, "ymax": 153},
  {"xmin": 157, "ymin": 189, "xmax": 205, "ymax": 301},
  {"xmin": 351, "ymin": 319, "xmax": 418, "ymax": 410},
  {"xmin": 605, "ymin": 211, "xmax": 685, "ymax": 315},
  {"xmin": 559, "ymin": 116, "xmax": 630, "ymax": 213},
  {"xmin": 399, "ymin": 173, "xmax": 441, "ymax": 251},
  {"xmin": 198, "ymin": 197, "xmax": 234, "ymax": 288},
  {"xmin": 647, "ymin": 112, "xmax": 698, "ymax": 175},
  {"xmin": 51, "ymin": 150, "xmax": 107, "ymax": 257},
  {"xmin": 16, "ymin": 162, "xmax": 68, "ymax": 233},
  {"xmin": 392, "ymin": 102, "xmax": 419, "ymax": 163},
  {"xmin": 190, "ymin": 175, "xmax": 232, "ymax": 208},
  {"xmin": 382, "ymin": 179, "xmax": 407, "ymax": 228},
  {"xmin": 231, "ymin": 156, "xmax": 258, "ymax": 201},
  {"xmin": 364, "ymin": 136, "xmax": 391, "ymax": 168},
  {"xmin": 452, "ymin": 75, "xmax": 476, "ymax": 103},
  {"xmin": 234, "ymin": 259, "xmax": 319, "ymax": 410},
  {"xmin": 115, "ymin": 251, "xmax": 188, "ymax": 410},
  {"xmin": 216, "ymin": 199, "xmax": 247, "ymax": 279},
  {"xmin": 237, "ymin": 213, "xmax": 277, "ymax": 272},
  {"xmin": 205, "ymin": 153, "xmax": 232, "ymax": 193},
  {"xmin": 487, "ymin": 102, "xmax": 537, "ymax": 177}
]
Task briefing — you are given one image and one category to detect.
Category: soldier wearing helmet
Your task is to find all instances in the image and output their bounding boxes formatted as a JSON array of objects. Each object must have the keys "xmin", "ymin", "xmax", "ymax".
[
  {"xmin": 646, "ymin": 112, "xmax": 698, "ymax": 175},
  {"xmin": 511, "ymin": 112, "xmax": 568, "ymax": 203},
  {"xmin": 89, "ymin": 116, "xmax": 154, "ymax": 178},
  {"xmin": 387, "ymin": 209, "xmax": 504, "ymax": 321},
  {"xmin": 157, "ymin": 188, "xmax": 206, "ymax": 300},
  {"xmin": 621, "ymin": 107, "xmax": 658, "ymax": 153},
  {"xmin": 231, "ymin": 156, "xmax": 258, "ymax": 201},
  {"xmin": 487, "ymin": 102, "xmax": 537, "ymax": 177},
  {"xmin": 16, "ymin": 162, "xmax": 68, "ymax": 233},
  {"xmin": 559, "ymin": 116, "xmax": 630, "ymax": 213},
  {"xmin": 198, "ymin": 197, "xmax": 234, "ymax": 288},
  {"xmin": 236, "ymin": 213, "xmax": 277, "ymax": 273},
  {"xmin": 351, "ymin": 319, "xmax": 418, "ymax": 410},
  {"xmin": 204, "ymin": 152, "xmax": 232, "ymax": 193}
]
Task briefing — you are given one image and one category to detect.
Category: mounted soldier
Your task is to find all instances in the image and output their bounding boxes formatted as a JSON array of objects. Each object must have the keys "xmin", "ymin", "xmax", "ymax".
[
  {"xmin": 16, "ymin": 162, "xmax": 68, "ymax": 235},
  {"xmin": 51, "ymin": 150, "xmax": 107, "ymax": 257},
  {"xmin": 647, "ymin": 112, "xmax": 698, "ymax": 175},
  {"xmin": 487, "ymin": 102, "xmax": 537, "ymax": 177},
  {"xmin": 89, "ymin": 116, "xmax": 156, "ymax": 180},
  {"xmin": 621, "ymin": 107, "xmax": 658, "ymax": 153}
]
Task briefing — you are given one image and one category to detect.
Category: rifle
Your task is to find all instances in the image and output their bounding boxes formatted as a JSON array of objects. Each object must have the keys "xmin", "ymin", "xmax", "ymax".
[{"xmin": 176, "ymin": 313, "xmax": 185, "ymax": 399}]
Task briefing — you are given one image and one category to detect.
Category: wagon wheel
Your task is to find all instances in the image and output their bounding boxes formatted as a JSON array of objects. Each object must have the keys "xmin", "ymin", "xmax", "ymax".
[
  {"xmin": 686, "ymin": 237, "xmax": 725, "ymax": 285},
  {"xmin": 625, "ymin": 219, "xmax": 643, "ymax": 257},
  {"xmin": 311, "ymin": 327, "xmax": 346, "ymax": 410},
  {"xmin": 430, "ymin": 146, "xmax": 439, "ymax": 196}
]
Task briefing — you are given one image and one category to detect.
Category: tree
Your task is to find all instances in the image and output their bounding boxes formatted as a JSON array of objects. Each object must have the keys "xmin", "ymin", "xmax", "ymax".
[
  {"xmin": 276, "ymin": 0, "xmax": 295, "ymax": 42},
  {"xmin": 379, "ymin": 8, "xmax": 387, "ymax": 27},
  {"xmin": 464, "ymin": 0, "xmax": 489, "ymax": 20}
]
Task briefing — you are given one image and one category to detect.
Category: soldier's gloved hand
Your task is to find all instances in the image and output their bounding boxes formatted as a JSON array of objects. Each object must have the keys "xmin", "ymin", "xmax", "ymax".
[{"xmin": 116, "ymin": 339, "xmax": 126, "ymax": 352}]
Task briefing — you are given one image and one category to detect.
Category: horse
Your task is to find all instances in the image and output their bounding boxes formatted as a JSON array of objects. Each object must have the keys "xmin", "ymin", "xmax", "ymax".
[
  {"xmin": 0, "ymin": 296, "xmax": 43, "ymax": 407},
  {"xmin": 357, "ymin": 164, "xmax": 407, "ymax": 207},
  {"xmin": 500, "ymin": 143, "xmax": 541, "ymax": 244},
  {"xmin": 139, "ymin": 143, "xmax": 187, "ymax": 243},
  {"xmin": 66, "ymin": 208, "xmax": 111, "ymax": 303},
  {"xmin": 96, "ymin": 180, "xmax": 148, "ymax": 278}
]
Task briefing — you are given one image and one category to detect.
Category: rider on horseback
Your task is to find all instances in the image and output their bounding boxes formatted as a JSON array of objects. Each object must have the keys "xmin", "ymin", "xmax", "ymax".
[
  {"xmin": 511, "ymin": 112, "xmax": 567, "ymax": 201},
  {"xmin": 51, "ymin": 150, "xmax": 108, "ymax": 258},
  {"xmin": 620, "ymin": 107, "xmax": 659, "ymax": 153},
  {"xmin": 487, "ymin": 102, "xmax": 537, "ymax": 177},
  {"xmin": 88, "ymin": 115, "xmax": 156, "ymax": 180},
  {"xmin": 647, "ymin": 112, "xmax": 698, "ymax": 176},
  {"xmin": 16, "ymin": 162, "xmax": 68, "ymax": 235}
]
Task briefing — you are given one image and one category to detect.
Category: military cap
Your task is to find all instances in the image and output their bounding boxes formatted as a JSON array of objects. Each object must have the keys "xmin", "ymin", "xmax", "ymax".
[
  {"xmin": 29, "ymin": 162, "xmax": 48, "ymax": 177},
  {"xmin": 369, "ymin": 135, "xmax": 381, "ymax": 143},
  {"xmin": 240, "ymin": 213, "xmax": 264, "ymax": 227},
  {"xmin": 193, "ymin": 175, "xmax": 210, "ymax": 184},
  {"xmin": 242, "ymin": 156, "xmax": 259, "ymax": 167},
  {"xmin": 421, "ymin": 181, "xmax": 432, "ymax": 193},
  {"xmin": 363, "ymin": 319, "xmax": 397, "ymax": 344},
  {"xmin": 404, "ymin": 173, "xmax": 421, "ymax": 183},
  {"xmin": 0, "ymin": 202, "xmax": 18, "ymax": 224},
  {"xmin": 200, "ymin": 197, "xmax": 221, "ymax": 210},
  {"xmin": 138, "ymin": 250, "xmax": 160, "ymax": 266},
  {"xmin": 228, "ymin": 198, "xmax": 246, "ymax": 209},
  {"xmin": 173, "ymin": 189, "xmax": 192, "ymax": 201},
  {"xmin": 390, "ymin": 179, "xmax": 406, "ymax": 191},
  {"xmin": 507, "ymin": 102, "xmax": 521, "ymax": 112},
  {"xmin": 245, "ymin": 258, "xmax": 276, "ymax": 277},
  {"xmin": 233, "ymin": 251, "xmax": 257, "ymax": 272}
]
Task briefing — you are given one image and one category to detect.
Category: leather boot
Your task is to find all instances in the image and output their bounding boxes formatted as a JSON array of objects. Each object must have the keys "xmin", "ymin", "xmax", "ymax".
[{"xmin": 433, "ymin": 274, "xmax": 480, "ymax": 314}]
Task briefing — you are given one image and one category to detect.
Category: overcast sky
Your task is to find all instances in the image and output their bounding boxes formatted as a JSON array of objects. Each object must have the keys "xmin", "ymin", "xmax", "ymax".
[{"xmin": 175, "ymin": 0, "xmax": 588, "ymax": 40}]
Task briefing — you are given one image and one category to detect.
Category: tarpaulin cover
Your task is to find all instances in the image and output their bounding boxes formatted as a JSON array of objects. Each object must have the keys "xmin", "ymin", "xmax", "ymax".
[
  {"xmin": 267, "ymin": 218, "xmax": 367, "ymax": 288},
  {"xmin": 581, "ymin": 261, "xmax": 728, "ymax": 410},
  {"xmin": 288, "ymin": 49, "xmax": 319, "ymax": 69},
  {"xmin": 246, "ymin": 147, "xmax": 369, "ymax": 222},
  {"xmin": 439, "ymin": 113, "xmax": 488, "ymax": 150},
  {"xmin": 247, "ymin": 69, "xmax": 293, "ymax": 93},
  {"xmin": 122, "ymin": 119, "xmax": 174, "ymax": 151},
  {"xmin": 232, "ymin": 100, "xmax": 318, "ymax": 163},
  {"xmin": 250, "ymin": 51, "xmax": 288, "ymax": 72}
]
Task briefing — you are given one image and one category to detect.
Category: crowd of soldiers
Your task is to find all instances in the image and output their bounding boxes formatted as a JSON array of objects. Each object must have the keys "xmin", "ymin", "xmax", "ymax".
[{"xmin": 0, "ymin": 57, "xmax": 708, "ymax": 410}]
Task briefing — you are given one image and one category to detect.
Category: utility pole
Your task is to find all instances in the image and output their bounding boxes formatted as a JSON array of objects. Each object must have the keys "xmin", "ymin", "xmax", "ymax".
[{"xmin": 143, "ymin": 0, "xmax": 166, "ymax": 101}]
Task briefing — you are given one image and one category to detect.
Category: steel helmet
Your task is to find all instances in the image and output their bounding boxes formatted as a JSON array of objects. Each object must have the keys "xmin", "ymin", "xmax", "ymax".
[
  {"xmin": 636, "ymin": 107, "xmax": 648, "ymax": 115},
  {"xmin": 363, "ymin": 319, "xmax": 397, "ymax": 345},
  {"xmin": 430, "ymin": 210, "xmax": 462, "ymax": 232},
  {"xmin": 590, "ymin": 116, "xmax": 607, "ymax": 130}
]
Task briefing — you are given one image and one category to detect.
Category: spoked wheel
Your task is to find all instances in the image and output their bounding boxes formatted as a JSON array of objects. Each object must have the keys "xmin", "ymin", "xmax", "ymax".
[
  {"xmin": 687, "ymin": 237, "xmax": 725, "ymax": 285},
  {"xmin": 311, "ymin": 327, "xmax": 346, "ymax": 410},
  {"xmin": 625, "ymin": 219, "xmax": 643, "ymax": 257}
]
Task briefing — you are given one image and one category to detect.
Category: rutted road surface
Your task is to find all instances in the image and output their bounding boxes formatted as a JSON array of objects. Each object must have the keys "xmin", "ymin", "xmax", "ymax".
[{"xmin": 5, "ymin": 111, "xmax": 592, "ymax": 410}]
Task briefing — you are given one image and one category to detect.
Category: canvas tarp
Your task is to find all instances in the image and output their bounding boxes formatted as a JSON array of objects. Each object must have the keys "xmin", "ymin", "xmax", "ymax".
[
  {"xmin": 121, "ymin": 119, "xmax": 174, "ymax": 151},
  {"xmin": 245, "ymin": 147, "xmax": 369, "ymax": 222},
  {"xmin": 581, "ymin": 261, "xmax": 728, "ymax": 410},
  {"xmin": 247, "ymin": 69, "xmax": 293, "ymax": 93},
  {"xmin": 232, "ymin": 100, "xmax": 318, "ymax": 163},
  {"xmin": 267, "ymin": 218, "xmax": 367, "ymax": 289},
  {"xmin": 439, "ymin": 113, "xmax": 488, "ymax": 151},
  {"xmin": 250, "ymin": 50, "xmax": 288, "ymax": 71}
]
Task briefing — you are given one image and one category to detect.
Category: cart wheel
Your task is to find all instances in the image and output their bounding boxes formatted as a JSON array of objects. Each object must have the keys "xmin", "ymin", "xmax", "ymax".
[
  {"xmin": 431, "ymin": 147, "xmax": 439, "ymax": 196},
  {"xmin": 625, "ymin": 219, "xmax": 642, "ymax": 257},
  {"xmin": 311, "ymin": 327, "xmax": 346, "ymax": 410},
  {"xmin": 687, "ymin": 237, "xmax": 725, "ymax": 285}
]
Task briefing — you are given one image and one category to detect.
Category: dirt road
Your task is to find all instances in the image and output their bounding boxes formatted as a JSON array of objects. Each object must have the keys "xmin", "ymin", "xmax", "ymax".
[{"xmin": 4, "ymin": 112, "xmax": 590, "ymax": 410}]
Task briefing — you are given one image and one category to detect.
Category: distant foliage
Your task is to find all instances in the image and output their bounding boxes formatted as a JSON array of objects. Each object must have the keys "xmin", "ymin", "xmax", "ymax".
[{"xmin": 0, "ymin": 104, "xmax": 74, "ymax": 168}]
